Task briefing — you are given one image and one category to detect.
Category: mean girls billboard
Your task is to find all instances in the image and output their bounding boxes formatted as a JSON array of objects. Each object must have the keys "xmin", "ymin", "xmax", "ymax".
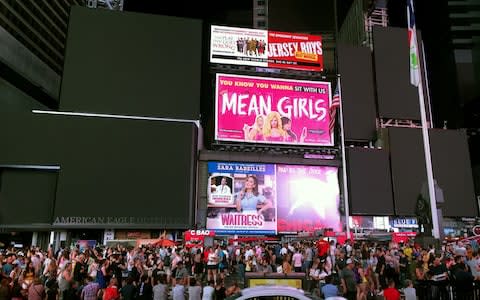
[
  {"xmin": 215, "ymin": 73, "xmax": 333, "ymax": 146},
  {"xmin": 210, "ymin": 25, "xmax": 323, "ymax": 72},
  {"xmin": 207, "ymin": 162, "xmax": 341, "ymax": 235}
]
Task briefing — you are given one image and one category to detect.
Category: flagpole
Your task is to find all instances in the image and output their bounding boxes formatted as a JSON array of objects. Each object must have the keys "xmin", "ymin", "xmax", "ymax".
[
  {"xmin": 337, "ymin": 76, "xmax": 351, "ymax": 240},
  {"xmin": 408, "ymin": 0, "xmax": 440, "ymax": 239},
  {"xmin": 418, "ymin": 74, "xmax": 440, "ymax": 240}
]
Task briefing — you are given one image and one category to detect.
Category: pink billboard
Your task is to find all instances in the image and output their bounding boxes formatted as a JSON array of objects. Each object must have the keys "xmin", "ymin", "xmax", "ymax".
[{"xmin": 215, "ymin": 74, "xmax": 333, "ymax": 146}]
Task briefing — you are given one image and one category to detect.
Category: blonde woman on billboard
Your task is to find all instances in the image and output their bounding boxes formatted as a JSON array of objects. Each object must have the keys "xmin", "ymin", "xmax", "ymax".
[
  {"xmin": 243, "ymin": 115, "xmax": 265, "ymax": 141},
  {"xmin": 235, "ymin": 175, "xmax": 272, "ymax": 214},
  {"xmin": 263, "ymin": 111, "xmax": 286, "ymax": 142}
]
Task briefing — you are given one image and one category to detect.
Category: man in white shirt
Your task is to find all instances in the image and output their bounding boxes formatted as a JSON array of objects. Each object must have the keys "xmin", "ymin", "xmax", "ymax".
[
  {"xmin": 280, "ymin": 243, "xmax": 288, "ymax": 257},
  {"xmin": 202, "ymin": 280, "xmax": 215, "ymax": 300},
  {"xmin": 173, "ymin": 278, "xmax": 186, "ymax": 300},
  {"xmin": 215, "ymin": 177, "xmax": 231, "ymax": 195}
]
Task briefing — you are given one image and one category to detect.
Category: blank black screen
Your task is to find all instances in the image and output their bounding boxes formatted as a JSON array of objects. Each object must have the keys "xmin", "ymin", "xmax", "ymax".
[
  {"xmin": 60, "ymin": 6, "xmax": 202, "ymax": 120},
  {"xmin": 429, "ymin": 129, "xmax": 477, "ymax": 217},
  {"xmin": 389, "ymin": 127, "xmax": 427, "ymax": 215},
  {"xmin": 0, "ymin": 169, "xmax": 57, "ymax": 225},
  {"xmin": 347, "ymin": 148, "xmax": 394, "ymax": 215},
  {"xmin": 52, "ymin": 116, "xmax": 197, "ymax": 228},
  {"xmin": 373, "ymin": 26, "xmax": 421, "ymax": 120},
  {"xmin": 337, "ymin": 44, "xmax": 377, "ymax": 142}
]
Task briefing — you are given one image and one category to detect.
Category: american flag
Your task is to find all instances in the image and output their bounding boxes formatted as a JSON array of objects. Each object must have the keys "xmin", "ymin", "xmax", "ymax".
[{"xmin": 329, "ymin": 83, "xmax": 341, "ymax": 133}]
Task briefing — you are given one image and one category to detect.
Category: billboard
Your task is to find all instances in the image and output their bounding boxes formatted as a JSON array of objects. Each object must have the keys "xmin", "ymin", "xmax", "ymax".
[
  {"xmin": 276, "ymin": 164, "xmax": 341, "ymax": 234},
  {"xmin": 207, "ymin": 162, "xmax": 341, "ymax": 235},
  {"xmin": 210, "ymin": 25, "xmax": 323, "ymax": 72},
  {"xmin": 215, "ymin": 74, "xmax": 333, "ymax": 146}
]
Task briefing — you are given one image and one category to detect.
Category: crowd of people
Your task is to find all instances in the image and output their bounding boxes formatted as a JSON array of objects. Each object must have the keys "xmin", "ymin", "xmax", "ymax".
[{"xmin": 0, "ymin": 237, "xmax": 480, "ymax": 300}]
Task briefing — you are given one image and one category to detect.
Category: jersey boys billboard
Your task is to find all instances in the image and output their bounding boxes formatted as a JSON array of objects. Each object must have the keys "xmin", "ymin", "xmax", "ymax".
[
  {"xmin": 210, "ymin": 25, "xmax": 323, "ymax": 72},
  {"xmin": 215, "ymin": 74, "xmax": 333, "ymax": 146},
  {"xmin": 207, "ymin": 162, "xmax": 341, "ymax": 235}
]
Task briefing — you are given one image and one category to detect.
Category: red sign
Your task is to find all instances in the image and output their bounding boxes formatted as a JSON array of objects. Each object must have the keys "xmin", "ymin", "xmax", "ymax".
[
  {"xmin": 184, "ymin": 230, "xmax": 215, "ymax": 242},
  {"xmin": 267, "ymin": 31, "xmax": 323, "ymax": 72},
  {"xmin": 392, "ymin": 232, "xmax": 417, "ymax": 244}
]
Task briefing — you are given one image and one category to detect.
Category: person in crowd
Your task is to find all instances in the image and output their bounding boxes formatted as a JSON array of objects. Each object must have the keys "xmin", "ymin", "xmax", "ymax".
[
  {"xmin": 175, "ymin": 261, "xmax": 189, "ymax": 287},
  {"xmin": 193, "ymin": 248, "xmax": 204, "ymax": 281},
  {"xmin": 172, "ymin": 277, "xmax": 186, "ymax": 300},
  {"xmin": 202, "ymin": 280, "xmax": 215, "ymax": 300},
  {"xmin": 382, "ymin": 279, "xmax": 400, "ymax": 300},
  {"xmin": 0, "ymin": 278, "xmax": 10, "ymax": 300},
  {"xmin": 282, "ymin": 255, "xmax": 292, "ymax": 274},
  {"xmin": 256, "ymin": 257, "xmax": 273, "ymax": 273},
  {"xmin": 152, "ymin": 275, "xmax": 168, "ymax": 300},
  {"xmin": 119, "ymin": 277, "xmax": 136, "ymax": 300},
  {"xmin": 102, "ymin": 278, "xmax": 120, "ymax": 300},
  {"xmin": 206, "ymin": 247, "xmax": 218, "ymax": 285},
  {"xmin": 321, "ymin": 275, "xmax": 339, "ymax": 299},
  {"xmin": 292, "ymin": 248, "xmax": 303, "ymax": 273},
  {"xmin": 428, "ymin": 254, "xmax": 449, "ymax": 300},
  {"xmin": 214, "ymin": 280, "xmax": 226, "ymax": 300},
  {"xmin": 452, "ymin": 261, "xmax": 474, "ymax": 300},
  {"xmin": 11, "ymin": 278, "xmax": 24, "ymax": 300},
  {"xmin": 340, "ymin": 258, "xmax": 357, "ymax": 300},
  {"xmin": 308, "ymin": 257, "xmax": 322, "ymax": 292},
  {"xmin": 80, "ymin": 276, "xmax": 100, "ymax": 300},
  {"xmin": 403, "ymin": 279, "xmax": 417, "ymax": 300},
  {"xmin": 21, "ymin": 258, "xmax": 35, "ymax": 289},
  {"xmin": 225, "ymin": 281, "xmax": 241, "ymax": 298},
  {"xmin": 188, "ymin": 278, "xmax": 202, "ymax": 300},
  {"xmin": 137, "ymin": 274, "xmax": 153, "ymax": 300}
]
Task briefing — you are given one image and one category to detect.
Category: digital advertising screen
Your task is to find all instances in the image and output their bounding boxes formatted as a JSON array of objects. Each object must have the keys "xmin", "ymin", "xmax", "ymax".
[
  {"xmin": 210, "ymin": 25, "xmax": 323, "ymax": 72},
  {"xmin": 276, "ymin": 164, "xmax": 341, "ymax": 234},
  {"xmin": 215, "ymin": 73, "xmax": 333, "ymax": 146},
  {"xmin": 206, "ymin": 162, "xmax": 341, "ymax": 235}
]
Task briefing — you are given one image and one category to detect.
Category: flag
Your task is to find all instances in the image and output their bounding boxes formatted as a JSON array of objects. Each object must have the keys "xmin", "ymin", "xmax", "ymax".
[
  {"xmin": 407, "ymin": 0, "xmax": 420, "ymax": 86},
  {"xmin": 329, "ymin": 83, "xmax": 341, "ymax": 133}
]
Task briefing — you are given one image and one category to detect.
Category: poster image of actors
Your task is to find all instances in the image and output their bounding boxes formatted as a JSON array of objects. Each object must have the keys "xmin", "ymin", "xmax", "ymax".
[
  {"xmin": 210, "ymin": 25, "xmax": 268, "ymax": 67},
  {"xmin": 206, "ymin": 162, "xmax": 277, "ymax": 235},
  {"xmin": 208, "ymin": 175, "xmax": 234, "ymax": 205},
  {"xmin": 236, "ymin": 38, "xmax": 267, "ymax": 57}
]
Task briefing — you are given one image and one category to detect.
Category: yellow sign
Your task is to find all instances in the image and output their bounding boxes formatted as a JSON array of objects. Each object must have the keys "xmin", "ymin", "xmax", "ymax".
[{"xmin": 248, "ymin": 278, "xmax": 302, "ymax": 289}]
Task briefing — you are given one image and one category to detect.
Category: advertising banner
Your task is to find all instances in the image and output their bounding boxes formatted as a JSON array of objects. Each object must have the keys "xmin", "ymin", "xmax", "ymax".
[
  {"xmin": 276, "ymin": 165, "xmax": 341, "ymax": 234},
  {"xmin": 215, "ymin": 74, "xmax": 333, "ymax": 146},
  {"xmin": 267, "ymin": 30, "xmax": 323, "ymax": 71},
  {"xmin": 210, "ymin": 25, "xmax": 323, "ymax": 72},
  {"xmin": 207, "ymin": 162, "xmax": 277, "ymax": 235},
  {"xmin": 207, "ymin": 162, "xmax": 341, "ymax": 235}
]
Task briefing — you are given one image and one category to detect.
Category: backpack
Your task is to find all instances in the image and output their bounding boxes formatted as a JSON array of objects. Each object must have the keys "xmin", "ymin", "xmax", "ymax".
[
  {"xmin": 222, "ymin": 251, "xmax": 228, "ymax": 264},
  {"xmin": 163, "ymin": 255, "xmax": 171, "ymax": 267}
]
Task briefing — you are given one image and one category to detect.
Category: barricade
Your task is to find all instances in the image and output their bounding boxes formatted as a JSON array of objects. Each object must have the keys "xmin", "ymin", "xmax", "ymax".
[{"xmin": 414, "ymin": 280, "xmax": 480, "ymax": 300}]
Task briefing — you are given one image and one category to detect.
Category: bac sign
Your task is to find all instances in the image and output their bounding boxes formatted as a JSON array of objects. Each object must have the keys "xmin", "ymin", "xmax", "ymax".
[{"xmin": 190, "ymin": 230, "xmax": 213, "ymax": 236}]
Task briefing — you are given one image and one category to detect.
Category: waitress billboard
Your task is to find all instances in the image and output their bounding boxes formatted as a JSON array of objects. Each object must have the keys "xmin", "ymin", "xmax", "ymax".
[{"xmin": 206, "ymin": 162, "xmax": 341, "ymax": 235}]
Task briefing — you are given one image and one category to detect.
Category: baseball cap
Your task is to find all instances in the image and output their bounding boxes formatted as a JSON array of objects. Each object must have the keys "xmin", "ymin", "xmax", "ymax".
[{"xmin": 346, "ymin": 258, "xmax": 354, "ymax": 264}]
